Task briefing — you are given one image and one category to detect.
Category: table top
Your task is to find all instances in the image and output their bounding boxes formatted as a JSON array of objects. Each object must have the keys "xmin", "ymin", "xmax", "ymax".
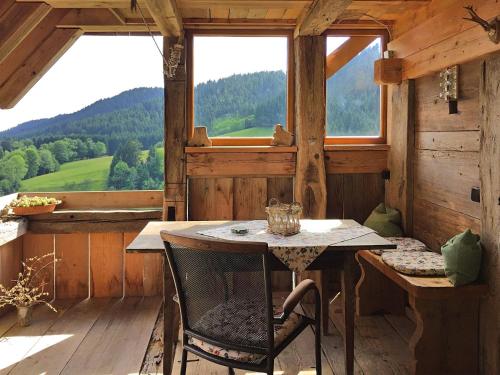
[{"xmin": 126, "ymin": 220, "xmax": 396, "ymax": 254}]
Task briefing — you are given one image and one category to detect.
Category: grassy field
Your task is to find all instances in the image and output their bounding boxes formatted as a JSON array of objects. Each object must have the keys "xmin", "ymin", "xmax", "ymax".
[
  {"xmin": 20, "ymin": 156, "xmax": 112, "ymax": 192},
  {"xmin": 221, "ymin": 127, "xmax": 274, "ymax": 137}
]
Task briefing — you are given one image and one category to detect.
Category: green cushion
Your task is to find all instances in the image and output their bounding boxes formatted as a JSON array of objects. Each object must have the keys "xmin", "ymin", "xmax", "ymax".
[
  {"xmin": 441, "ymin": 229, "xmax": 482, "ymax": 286},
  {"xmin": 363, "ymin": 203, "xmax": 404, "ymax": 237}
]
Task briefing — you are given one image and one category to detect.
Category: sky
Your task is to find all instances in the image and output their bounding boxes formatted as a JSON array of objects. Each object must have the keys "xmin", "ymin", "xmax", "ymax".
[{"xmin": 0, "ymin": 35, "xmax": 351, "ymax": 131}]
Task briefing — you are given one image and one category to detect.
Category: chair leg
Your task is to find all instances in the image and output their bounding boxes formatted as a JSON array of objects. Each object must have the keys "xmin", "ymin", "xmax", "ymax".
[
  {"xmin": 315, "ymin": 286, "xmax": 322, "ymax": 375},
  {"xmin": 180, "ymin": 349, "xmax": 188, "ymax": 375},
  {"xmin": 228, "ymin": 367, "xmax": 235, "ymax": 375}
]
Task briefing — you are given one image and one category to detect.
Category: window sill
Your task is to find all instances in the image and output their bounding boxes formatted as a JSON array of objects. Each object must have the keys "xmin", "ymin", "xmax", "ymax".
[
  {"xmin": 185, "ymin": 146, "xmax": 298, "ymax": 153},
  {"xmin": 324, "ymin": 144, "xmax": 390, "ymax": 151}
]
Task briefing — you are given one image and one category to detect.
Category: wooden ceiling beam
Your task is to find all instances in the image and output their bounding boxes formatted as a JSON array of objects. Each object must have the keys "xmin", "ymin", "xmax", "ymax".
[
  {"xmin": 0, "ymin": 2, "xmax": 52, "ymax": 64},
  {"xmin": 142, "ymin": 0, "xmax": 183, "ymax": 37},
  {"xmin": 0, "ymin": 27, "xmax": 82, "ymax": 109},
  {"xmin": 294, "ymin": 0, "xmax": 352, "ymax": 37},
  {"xmin": 325, "ymin": 35, "xmax": 376, "ymax": 78}
]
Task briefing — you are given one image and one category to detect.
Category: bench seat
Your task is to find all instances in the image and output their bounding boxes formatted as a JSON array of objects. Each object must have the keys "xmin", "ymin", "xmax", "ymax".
[{"xmin": 356, "ymin": 249, "xmax": 488, "ymax": 375}]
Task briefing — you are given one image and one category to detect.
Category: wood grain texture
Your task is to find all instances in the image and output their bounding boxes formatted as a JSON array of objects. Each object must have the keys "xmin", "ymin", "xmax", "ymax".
[
  {"xmin": 386, "ymin": 80, "xmax": 415, "ymax": 234},
  {"xmin": 124, "ymin": 232, "xmax": 144, "ymax": 297},
  {"xmin": 188, "ymin": 178, "xmax": 233, "ymax": 220},
  {"xmin": 343, "ymin": 173, "xmax": 384, "ymax": 225},
  {"xmin": 416, "ymin": 131, "xmax": 480, "ymax": 152},
  {"xmin": 233, "ymin": 177, "xmax": 267, "ymax": 219},
  {"xmin": 413, "ymin": 198, "xmax": 480, "ymax": 252},
  {"xmin": 294, "ymin": 35, "xmax": 327, "ymax": 219},
  {"xmin": 22, "ymin": 233, "xmax": 55, "ymax": 300},
  {"xmin": 325, "ymin": 150, "xmax": 388, "ymax": 174},
  {"xmin": 90, "ymin": 232, "xmax": 123, "ymax": 297},
  {"xmin": 479, "ymin": 54, "xmax": 500, "ymax": 375},
  {"xmin": 267, "ymin": 176, "xmax": 294, "ymax": 204},
  {"xmin": 55, "ymin": 233, "xmax": 89, "ymax": 299},
  {"xmin": 295, "ymin": 0, "xmax": 351, "ymax": 37},
  {"xmin": 187, "ymin": 152, "xmax": 296, "ymax": 177},
  {"xmin": 0, "ymin": 238, "xmax": 22, "ymax": 317}
]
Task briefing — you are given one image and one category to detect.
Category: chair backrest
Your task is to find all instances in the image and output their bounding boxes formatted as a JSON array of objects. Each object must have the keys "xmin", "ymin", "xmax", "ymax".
[{"xmin": 161, "ymin": 231, "xmax": 274, "ymax": 354}]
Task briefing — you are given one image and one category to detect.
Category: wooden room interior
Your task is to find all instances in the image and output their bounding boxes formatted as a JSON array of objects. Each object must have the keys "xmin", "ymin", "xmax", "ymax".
[{"xmin": 0, "ymin": 0, "xmax": 498, "ymax": 374}]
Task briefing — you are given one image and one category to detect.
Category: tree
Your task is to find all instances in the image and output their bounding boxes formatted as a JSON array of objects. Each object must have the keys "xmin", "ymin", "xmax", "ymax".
[
  {"xmin": 39, "ymin": 149, "xmax": 59, "ymax": 174},
  {"xmin": 24, "ymin": 146, "xmax": 41, "ymax": 178},
  {"xmin": 109, "ymin": 139, "xmax": 142, "ymax": 177},
  {"xmin": 51, "ymin": 140, "xmax": 73, "ymax": 163},
  {"xmin": 109, "ymin": 161, "xmax": 133, "ymax": 189}
]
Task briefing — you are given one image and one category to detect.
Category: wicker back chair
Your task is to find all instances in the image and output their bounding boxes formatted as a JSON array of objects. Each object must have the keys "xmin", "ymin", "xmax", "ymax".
[{"xmin": 161, "ymin": 231, "xmax": 322, "ymax": 375}]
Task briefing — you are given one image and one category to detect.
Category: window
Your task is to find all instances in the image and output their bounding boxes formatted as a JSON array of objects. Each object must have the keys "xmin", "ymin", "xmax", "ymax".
[
  {"xmin": 189, "ymin": 31, "xmax": 292, "ymax": 145},
  {"xmin": 325, "ymin": 31, "xmax": 386, "ymax": 143}
]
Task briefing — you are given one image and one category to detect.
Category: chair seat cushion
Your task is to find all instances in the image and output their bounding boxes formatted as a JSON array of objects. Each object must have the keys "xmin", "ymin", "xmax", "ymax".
[
  {"xmin": 371, "ymin": 237, "xmax": 428, "ymax": 255},
  {"xmin": 382, "ymin": 250, "xmax": 445, "ymax": 276},
  {"xmin": 188, "ymin": 298, "xmax": 304, "ymax": 363}
]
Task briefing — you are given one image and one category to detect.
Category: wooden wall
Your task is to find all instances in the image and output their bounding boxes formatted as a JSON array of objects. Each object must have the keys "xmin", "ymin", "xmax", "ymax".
[
  {"xmin": 412, "ymin": 60, "xmax": 481, "ymax": 251},
  {"xmin": 0, "ymin": 238, "xmax": 22, "ymax": 316}
]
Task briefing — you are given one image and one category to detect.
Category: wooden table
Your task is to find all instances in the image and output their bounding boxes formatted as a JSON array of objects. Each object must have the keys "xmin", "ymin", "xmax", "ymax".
[{"xmin": 126, "ymin": 220, "xmax": 396, "ymax": 375}]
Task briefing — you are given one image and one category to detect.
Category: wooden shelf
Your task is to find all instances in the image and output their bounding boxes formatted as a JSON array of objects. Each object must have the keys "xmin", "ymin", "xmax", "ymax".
[{"xmin": 185, "ymin": 146, "xmax": 297, "ymax": 153}]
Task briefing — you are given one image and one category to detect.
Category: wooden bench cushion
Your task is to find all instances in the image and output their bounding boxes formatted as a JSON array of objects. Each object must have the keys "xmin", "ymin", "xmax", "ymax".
[
  {"xmin": 381, "ymin": 250, "xmax": 445, "ymax": 276},
  {"xmin": 357, "ymin": 250, "xmax": 487, "ymax": 299},
  {"xmin": 371, "ymin": 236, "xmax": 428, "ymax": 255}
]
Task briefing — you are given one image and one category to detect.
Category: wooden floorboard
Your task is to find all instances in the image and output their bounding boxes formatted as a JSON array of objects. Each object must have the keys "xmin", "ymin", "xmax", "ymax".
[
  {"xmin": 61, "ymin": 297, "xmax": 161, "ymax": 375},
  {"xmin": 0, "ymin": 300, "xmax": 77, "ymax": 374}
]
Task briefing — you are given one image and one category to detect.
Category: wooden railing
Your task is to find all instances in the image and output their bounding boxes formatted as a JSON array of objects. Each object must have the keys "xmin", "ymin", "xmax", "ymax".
[{"xmin": 0, "ymin": 191, "xmax": 164, "ymax": 316}]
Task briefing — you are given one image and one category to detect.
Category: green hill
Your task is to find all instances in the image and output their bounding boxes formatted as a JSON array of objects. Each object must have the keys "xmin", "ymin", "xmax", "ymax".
[{"xmin": 19, "ymin": 156, "xmax": 112, "ymax": 192}]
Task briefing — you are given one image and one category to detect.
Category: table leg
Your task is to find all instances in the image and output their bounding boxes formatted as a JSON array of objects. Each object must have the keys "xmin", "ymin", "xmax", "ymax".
[
  {"xmin": 341, "ymin": 252, "xmax": 356, "ymax": 375},
  {"xmin": 163, "ymin": 255, "xmax": 176, "ymax": 375}
]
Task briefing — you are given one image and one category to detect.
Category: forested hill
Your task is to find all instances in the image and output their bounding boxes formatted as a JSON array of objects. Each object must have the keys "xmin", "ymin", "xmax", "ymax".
[{"xmin": 0, "ymin": 88, "xmax": 164, "ymax": 153}]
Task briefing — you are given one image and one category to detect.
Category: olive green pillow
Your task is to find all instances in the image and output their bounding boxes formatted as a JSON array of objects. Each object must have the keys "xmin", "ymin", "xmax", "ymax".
[
  {"xmin": 441, "ymin": 229, "xmax": 482, "ymax": 286},
  {"xmin": 363, "ymin": 203, "xmax": 404, "ymax": 237}
]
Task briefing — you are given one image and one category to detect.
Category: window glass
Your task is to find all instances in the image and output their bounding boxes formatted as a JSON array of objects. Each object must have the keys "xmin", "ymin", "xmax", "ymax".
[
  {"xmin": 326, "ymin": 36, "xmax": 381, "ymax": 137},
  {"xmin": 193, "ymin": 36, "xmax": 288, "ymax": 138}
]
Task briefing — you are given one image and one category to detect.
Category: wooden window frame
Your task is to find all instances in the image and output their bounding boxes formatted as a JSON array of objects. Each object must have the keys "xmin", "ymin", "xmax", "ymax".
[
  {"xmin": 186, "ymin": 29, "xmax": 294, "ymax": 146},
  {"xmin": 324, "ymin": 29, "xmax": 388, "ymax": 145}
]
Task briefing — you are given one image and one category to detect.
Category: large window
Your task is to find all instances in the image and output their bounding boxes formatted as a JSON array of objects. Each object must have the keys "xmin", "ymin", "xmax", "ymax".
[
  {"xmin": 325, "ymin": 31, "xmax": 386, "ymax": 143},
  {"xmin": 189, "ymin": 31, "xmax": 292, "ymax": 145}
]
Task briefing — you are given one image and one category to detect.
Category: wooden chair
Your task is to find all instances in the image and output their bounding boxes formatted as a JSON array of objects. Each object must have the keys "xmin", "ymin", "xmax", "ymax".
[{"xmin": 161, "ymin": 231, "xmax": 322, "ymax": 375}]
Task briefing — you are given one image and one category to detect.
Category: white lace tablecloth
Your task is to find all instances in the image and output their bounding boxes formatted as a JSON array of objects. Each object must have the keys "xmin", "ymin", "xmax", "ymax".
[{"xmin": 197, "ymin": 220, "xmax": 375, "ymax": 272}]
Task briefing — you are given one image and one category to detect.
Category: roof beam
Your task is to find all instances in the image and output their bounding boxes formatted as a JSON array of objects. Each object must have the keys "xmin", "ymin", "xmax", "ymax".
[
  {"xmin": 0, "ymin": 2, "xmax": 52, "ymax": 64},
  {"xmin": 142, "ymin": 0, "xmax": 183, "ymax": 37},
  {"xmin": 294, "ymin": 0, "xmax": 352, "ymax": 38},
  {"xmin": 0, "ymin": 27, "xmax": 82, "ymax": 109},
  {"xmin": 325, "ymin": 35, "xmax": 376, "ymax": 78}
]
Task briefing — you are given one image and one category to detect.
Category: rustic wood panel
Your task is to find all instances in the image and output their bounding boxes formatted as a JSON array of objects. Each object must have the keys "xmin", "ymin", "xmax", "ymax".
[
  {"xmin": 143, "ymin": 253, "xmax": 162, "ymax": 297},
  {"xmin": 124, "ymin": 232, "xmax": 144, "ymax": 297},
  {"xmin": 416, "ymin": 131, "xmax": 480, "ymax": 152},
  {"xmin": 325, "ymin": 150, "xmax": 387, "ymax": 174},
  {"xmin": 188, "ymin": 178, "xmax": 233, "ymax": 220},
  {"xmin": 233, "ymin": 177, "xmax": 267, "ymax": 220},
  {"xmin": 22, "ymin": 190, "xmax": 163, "ymax": 209},
  {"xmin": 413, "ymin": 149, "xmax": 480, "ymax": 219},
  {"xmin": 22, "ymin": 233, "xmax": 55, "ymax": 300},
  {"xmin": 343, "ymin": 173, "xmax": 385, "ymax": 224},
  {"xmin": 267, "ymin": 176, "xmax": 294, "ymax": 203},
  {"xmin": 326, "ymin": 174, "xmax": 343, "ymax": 219},
  {"xmin": 415, "ymin": 60, "xmax": 480, "ymax": 132},
  {"xmin": 0, "ymin": 238, "xmax": 23, "ymax": 316},
  {"xmin": 479, "ymin": 53, "xmax": 500, "ymax": 375},
  {"xmin": 89, "ymin": 232, "xmax": 123, "ymax": 298},
  {"xmin": 187, "ymin": 152, "xmax": 296, "ymax": 177},
  {"xmin": 386, "ymin": 80, "xmax": 415, "ymax": 234},
  {"xmin": 55, "ymin": 233, "xmax": 89, "ymax": 299},
  {"xmin": 413, "ymin": 198, "xmax": 480, "ymax": 252}
]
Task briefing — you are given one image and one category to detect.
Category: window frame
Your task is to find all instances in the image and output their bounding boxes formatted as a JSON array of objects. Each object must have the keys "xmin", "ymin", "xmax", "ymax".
[
  {"xmin": 186, "ymin": 29, "xmax": 294, "ymax": 146},
  {"xmin": 324, "ymin": 29, "xmax": 388, "ymax": 145}
]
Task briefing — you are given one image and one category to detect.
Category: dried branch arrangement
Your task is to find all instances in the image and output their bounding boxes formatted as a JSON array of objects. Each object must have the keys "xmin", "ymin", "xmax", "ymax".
[{"xmin": 0, "ymin": 252, "xmax": 57, "ymax": 312}]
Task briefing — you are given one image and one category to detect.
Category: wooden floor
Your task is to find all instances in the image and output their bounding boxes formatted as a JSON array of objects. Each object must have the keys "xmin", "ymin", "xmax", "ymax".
[{"xmin": 0, "ymin": 298, "xmax": 414, "ymax": 375}]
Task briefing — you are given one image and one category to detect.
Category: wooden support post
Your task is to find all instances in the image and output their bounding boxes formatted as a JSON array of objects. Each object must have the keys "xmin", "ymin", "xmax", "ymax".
[
  {"xmin": 163, "ymin": 36, "xmax": 187, "ymax": 221},
  {"xmin": 294, "ymin": 35, "xmax": 329, "ymax": 333},
  {"xmin": 294, "ymin": 35, "xmax": 327, "ymax": 219},
  {"xmin": 385, "ymin": 80, "xmax": 415, "ymax": 235},
  {"xmin": 478, "ymin": 54, "xmax": 500, "ymax": 375}
]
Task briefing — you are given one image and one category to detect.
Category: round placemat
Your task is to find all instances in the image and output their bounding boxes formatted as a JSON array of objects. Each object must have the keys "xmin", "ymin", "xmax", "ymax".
[{"xmin": 381, "ymin": 250, "xmax": 445, "ymax": 276}]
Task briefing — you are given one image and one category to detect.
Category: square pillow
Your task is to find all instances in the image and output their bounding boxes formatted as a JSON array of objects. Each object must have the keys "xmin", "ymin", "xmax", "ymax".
[
  {"xmin": 441, "ymin": 229, "xmax": 482, "ymax": 286},
  {"xmin": 363, "ymin": 203, "xmax": 404, "ymax": 237}
]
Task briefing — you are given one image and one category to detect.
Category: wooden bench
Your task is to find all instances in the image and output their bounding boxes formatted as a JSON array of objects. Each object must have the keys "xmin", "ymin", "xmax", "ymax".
[{"xmin": 356, "ymin": 250, "xmax": 488, "ymax": 375}]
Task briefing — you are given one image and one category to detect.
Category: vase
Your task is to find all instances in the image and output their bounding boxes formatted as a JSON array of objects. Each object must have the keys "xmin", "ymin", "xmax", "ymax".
[{"xmin": 16, "ymin": 306, "xmax": 33, "ymax": 327}]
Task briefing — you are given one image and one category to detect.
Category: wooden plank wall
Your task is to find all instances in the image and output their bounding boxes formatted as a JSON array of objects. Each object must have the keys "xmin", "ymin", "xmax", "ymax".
[
  {"xmin": 0, "ymin": 238, "xmax": 23, "ymax": 316},
  {"xmin": 413, "ymin": 60, "xmax": 481, "ymax": 251}
]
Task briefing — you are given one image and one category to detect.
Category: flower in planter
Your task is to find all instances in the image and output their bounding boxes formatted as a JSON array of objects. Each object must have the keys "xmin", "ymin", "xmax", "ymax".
[
  {"xmin": 0, "ymin": 252, "xmax": 58, "ymax": 326},
  {"xmin": 10, "ymin": 196, "xmax": 61, "ymax": 208}
]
